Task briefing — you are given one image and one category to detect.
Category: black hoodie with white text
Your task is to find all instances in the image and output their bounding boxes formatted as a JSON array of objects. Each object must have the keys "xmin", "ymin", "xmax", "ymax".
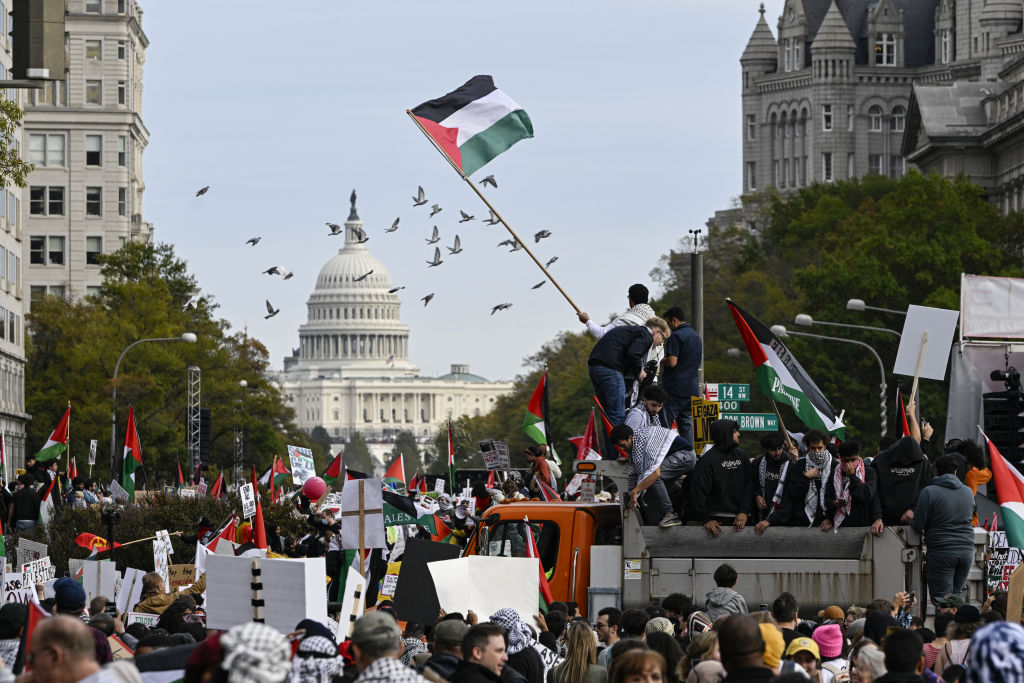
[{"xmin": 870, "ymin": 435, "xmax": 933, "ymax": 525}]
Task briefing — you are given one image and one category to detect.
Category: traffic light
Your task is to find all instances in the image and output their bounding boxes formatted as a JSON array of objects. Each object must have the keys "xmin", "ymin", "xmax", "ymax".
[
  {"xmin": 199, "ymin": 407, "xmax": 211, "ymax": 467},
  {"xmin": 10, "ymin": 0, "xmax": 66, "ymax": 80}
]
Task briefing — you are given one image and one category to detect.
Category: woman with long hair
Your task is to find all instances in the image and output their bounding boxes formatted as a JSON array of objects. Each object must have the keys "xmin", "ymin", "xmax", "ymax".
[
  {"xmin": 611, "ymin": 650, "xmax": 668, "ymax": 683},
  {"xmin": 548, "ymin": 620, "xmax": 608, "ymax": 683}
]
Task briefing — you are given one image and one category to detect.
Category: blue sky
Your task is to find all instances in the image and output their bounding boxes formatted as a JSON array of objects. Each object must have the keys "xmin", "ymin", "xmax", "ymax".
[{"xmin": 140, "ymin": 1, "xmax": 785, "ymax": 381}]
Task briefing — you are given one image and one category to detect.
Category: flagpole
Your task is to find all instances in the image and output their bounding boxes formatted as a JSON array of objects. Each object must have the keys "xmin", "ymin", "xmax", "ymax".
[{"xmin": 405, "ymin": 110, "xmax": 582, "ymax": 315}]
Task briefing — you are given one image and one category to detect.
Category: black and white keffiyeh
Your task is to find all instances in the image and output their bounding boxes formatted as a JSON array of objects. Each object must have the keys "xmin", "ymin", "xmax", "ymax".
[
  {"xmin": 629, "ymin": 425, "xmax": 677, "ymax": 482},
  {"xmin": 967, "ymin": 621, "xmax": 1024, "ymax": 683},
  {"xmin": 219, "ymin": 622, "xmax": 293, "ymax": 683},
  {"xmin": 625, "ymin": 404, "xmax": 660, "ymax": 433},
  {"xmin": 803, "ymin": 451, "xmax": 832, "ymax": 525},
  {"xmin": 354, "ymin": 656, "xmax": 430, "ymax": 682},
  {"xmin": 490, "ymin": 607, "xmax": 533, "ymax": 655},
  {"xmin": 289, "ymin": 635, "xmax": 345, "ymax": 682}
]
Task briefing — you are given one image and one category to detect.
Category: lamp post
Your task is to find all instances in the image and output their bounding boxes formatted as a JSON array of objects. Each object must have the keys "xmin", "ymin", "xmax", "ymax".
[
  {"xmin": 111, "ymin": 333, "xmax": 197, "ymax": 480},
  {"xmin": 794, "ymin": 313, "xmax": 902, "ymax": 339},
  {"xmin": 688, "ymin": 228, "xmax": 705, "ymax": 391},
  {"xmin": 771, "ymin": 324, "xmax": 888, "ymax": 437},
  {"xmin": 846, "ymin": 299, "xmax": 907, "ymax": 316}
]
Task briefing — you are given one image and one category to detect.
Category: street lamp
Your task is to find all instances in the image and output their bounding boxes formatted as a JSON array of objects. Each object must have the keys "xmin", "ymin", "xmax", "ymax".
[
  {"xmin": 111, "ymin": 333, "xmax": 197, "ymax": 480},
  {"xmin": 771, "ymin": 324, "xmax": 888, "ymax": 436},
  {"xmin": 846, "ymin": 299, "xmax": 907, "ymax": 316},
  {"xmin": 795, "ymin": 313, "xmax": 902, "ymax": 338}
]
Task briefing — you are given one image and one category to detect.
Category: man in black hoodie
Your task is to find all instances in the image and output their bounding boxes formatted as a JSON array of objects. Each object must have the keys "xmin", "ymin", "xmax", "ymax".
[
  {"xmin": 751, "ymin": 433, "xmax": 787, "ymax": 523},
  {"xmin": 687, "ymin": 419, "xmax": 752, "ymax": 536},
  {"xmin": 870, "ymin": 435, "xmax": 933, "ymax": 526}
]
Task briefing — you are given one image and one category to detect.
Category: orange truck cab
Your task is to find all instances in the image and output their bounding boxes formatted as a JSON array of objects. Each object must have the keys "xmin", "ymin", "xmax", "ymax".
[{"xmin": 464, "ymin": 501, "xmax": 621, "ymax": 618}]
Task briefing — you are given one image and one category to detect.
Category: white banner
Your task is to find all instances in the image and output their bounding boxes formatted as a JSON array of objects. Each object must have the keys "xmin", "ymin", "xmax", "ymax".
[{"xmin": 961, "ymin": 274, "xmax": 1024, "ymax": 339}]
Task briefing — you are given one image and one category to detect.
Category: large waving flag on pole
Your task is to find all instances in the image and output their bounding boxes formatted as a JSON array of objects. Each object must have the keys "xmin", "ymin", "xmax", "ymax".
[
  {"xmin": 35, "ymin": 404, "xmax": 70, "ymax": 462},
  {"xmin": 983, "ymin": 428, "xmax": 1024, "ymax": 549},
  {"xmin": 323, "ymin": 452, "xmax": 343, "ymax": 489},
  {"xmin": 523, "ymin": 371, "xmax": 549, "ymax": 446},
  {"xmin": 383, "ymin": 454, "xmax": 405, "ymax": 489},
  {"xmin": 728, "ymin": 300, "xmax": 845, "ymax": 438},
  {"xmin": 121, "ymin": 405, "xmax": 143, "ymax": 502},
  {"xmin": 447, "ymin": 419, "xmax": 456, "ymax": 494}
]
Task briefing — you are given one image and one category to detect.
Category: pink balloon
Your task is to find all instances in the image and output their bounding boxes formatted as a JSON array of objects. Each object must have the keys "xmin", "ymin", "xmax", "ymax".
[{"xmin": 302, "ymin": 476, "xmax": 327, "ymax": 500}]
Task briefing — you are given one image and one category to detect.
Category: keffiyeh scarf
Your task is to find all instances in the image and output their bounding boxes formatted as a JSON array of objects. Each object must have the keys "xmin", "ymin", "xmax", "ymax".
[
  {"xmin": 804, "ymin": 451, "xmax": 832, "ymax": 525},
  {"xmin": 399, "ymin": 636, "xmax": 428, "ymax": 667},
  {"xmin": 629, "ymin": 425, "xmax": 677, "ymax": 483},
  {"xmin": 832, "ymin": 457, "xmax": 865, "ymax": 529},
  {"xmin": 289, "ymin": 635, "xmax": 345, "ymax": 683},
  {"xmin": 967, "ymin": 621, "xmax": 1024, "ymax": 683},
  {"xmin": 219, "ymin": 622, "xmax": 293, "ymax": 683},
  {"xmin": 490, "ymin": 607, "xmax": 533, "ymax": 655}
]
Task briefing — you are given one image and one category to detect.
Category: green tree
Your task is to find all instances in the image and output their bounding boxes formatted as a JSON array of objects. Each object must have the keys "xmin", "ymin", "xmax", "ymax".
[
  {"xmin": 25, "ymin": 242, "xmax": 310, "ymax": 486},
  {"xmin": 309, "ymin": 426, "xmax": 334, "ymax": 463},
  {"xmin": 343, "ymin": 432, "xmax": 374, "ymax": 474},
  {"xmin": 391, "ymin": 430, "xmax": 423, "ymax": 476},
  {"xmin": 0, "ymin": 96, "xmax": 33, "ymax": 188}
]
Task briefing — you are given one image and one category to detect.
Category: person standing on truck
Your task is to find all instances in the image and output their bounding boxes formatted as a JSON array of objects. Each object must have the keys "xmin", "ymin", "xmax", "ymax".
[
  {"xmin": 705, "ymin": 564, "xmax": 749, "ymax": 621},
  {"xmin": 754, "ymin": 430, "xmax": 834, "ymax": 533},
  {"xmin": 751, "ymin": 434, "xmax": 787, "ymax": 523},
  {"xmin": 911, "ymin": 455, "xmax": 975, "ymax": 606},
  {"xmin": 610, "ymin": 423, "xmax": 694, "ymax": 528},
  {"xmin": 587, "ymin": 317, "xmax": 671, "ymax": 456},
  {"xmin": 524, "ymin": 446, "xmax": 555, "ymax": 494},
  {"xmin": 871, "ymin": 402, "xmax": 933, "ymax": 527},
  {"xmin": 823, "ymin": 441, "xmax": 884, "ymax": 534},
  {"xmin": 625, "ymin": 385, "xmax": 668, "ymax": 432},
  {"xmin": 660, "ymin": 306, "xmax": 703, "ymax": 447},
  {"xmin": 687, "ymin": 419, "xmax": 752, "ymax": 536}
]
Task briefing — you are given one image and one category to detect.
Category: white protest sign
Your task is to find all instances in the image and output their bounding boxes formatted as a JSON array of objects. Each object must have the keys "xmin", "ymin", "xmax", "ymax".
[
  {"xmin": 340, "ymin": 477, "xmax": 386, "ymax": 550},
  {"xmin": 126, "ymin": 612, "xmax": 160, "ymax": 627},
  {"xmin": 894, "ymin": 305, "xmax": 961, "ymax": 381},
  {"xmin": 379, "ymin": 573, "xmax": 398, "ymax": 598},
  {"xmin": 2, "ymin": 573, "xmax": 33, "ymax": 604},
  {"xmin": 239, "ymin": 483, "xmax": 256, "ymax": 519},
  {"xmin": 108, "ymin": 479, "xmax": 130, "ymax": 503},
  {"xmin": 288, "ymin": 445, "xmax": 316, "ymax": 485},
  {"xmin": 21, "ymin": 557, "xmax": 54, "ymax": 584},
  {"xmin": 338, "ymin": 565, "xmax": 366, "ymax": 639},
  {"xmin": 116, "ymin": 568, "xmax": 146, "ymax": 614},
  {"xmin": 88, "ymin": 439, "xmax": 97, "ymax": 466},
  {"xmin": 153, "ymin": 530, "xmax": 172, "ymax": 593},
  {"xmin": 179, "ymin": 486, "xmax": 197, "ymax": 499},
  {"xmin": 428, "ymin": 556, "xmax": 538, "ymax": 626},
  {"xmin": 16, "ymin": 539, "xmax": 47, "ymax": 569},
  {"xmin": 434, "ymin": 478, "xmax": 445, "ymax": 494},
  {"xmin": 82, "ymin": 560, "xmax": 118, "ymax": 603},
  {"xmin": 480, "ymin": 441, "xmax": 511, "ymax": 471}
]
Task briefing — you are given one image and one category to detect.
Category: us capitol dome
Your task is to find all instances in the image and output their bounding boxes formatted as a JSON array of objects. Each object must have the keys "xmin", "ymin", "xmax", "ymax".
[{"xmin": 275, "ymin": 191, "xmax": 513, "ymax": 446}]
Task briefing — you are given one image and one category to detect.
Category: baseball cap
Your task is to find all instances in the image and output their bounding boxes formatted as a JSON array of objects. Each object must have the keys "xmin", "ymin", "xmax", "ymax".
[
  {"xmin": 817, "ymin": 605, "xmax": 845, "ymax": 621},
  {"xmin": 351, "ymin": 611, "xmax": 400, "ymax": 647},
  {"xmin": 785, "ymin": 637, "xmax": 820, "ymax": 660},
  {"xmin": 433, "ymin": 619, "xmax": 469, "ymax": 647}
]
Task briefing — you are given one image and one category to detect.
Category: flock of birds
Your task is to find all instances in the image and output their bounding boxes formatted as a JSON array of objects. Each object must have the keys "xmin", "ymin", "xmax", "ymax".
[{"xmin": 193, "ymin": 175, "xmax": 560, "ymax": 320}]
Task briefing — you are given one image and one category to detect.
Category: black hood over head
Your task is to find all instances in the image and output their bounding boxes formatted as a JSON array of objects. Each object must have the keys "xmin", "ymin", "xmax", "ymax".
[{"xmin": 710, "ymin": 419, "xmax": 740, "ymax": 451}]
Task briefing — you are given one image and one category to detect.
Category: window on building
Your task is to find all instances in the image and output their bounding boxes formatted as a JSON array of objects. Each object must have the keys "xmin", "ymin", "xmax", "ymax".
[
  {"xmin": 11, "ymin": 254, "xmax": 19, "ymax": 286},
  {"xmin": 86, "ymin": 187, "xmax": 102, "ymax": 216},
  {"xmin": 85, "ymin": 0, "xmax": 100, "ymax": 12},
  {"xmin": 86, "ymin": 135, "xmax": 102, "ymax": 166},
  {"xmin": 0, "ymin": 246, "xmax": 5, "ymax": 280},
  {"xmin": 868, "ymin": 154, "xmax": 883, "ymax": 175},
  {"xmin": 86, "ymin": 236, "xmax": 102, "ymax": 265},
  {"xmin": 29, "ymin": 187, "xmax": 44, "ymax": 215},
  {"xmin": 784, "ymin": 38, "xmax": 792, "ymax": 72},
  {"xmin": 48, "ymin": 187, "xmax": 64, "ymax": 215},
  {"xmin": 7, "ymin": 312, "xmax": 14, "ymax": 343},
  {"xmin": 847, "ymin": 105, "xmax": 854, "ymax": 131},
  {"xmin": 118, "ymin": 136, "xmax": 127, "ymax": 166},
  {"xmin": 118, "ymin": 236, "xmax": 126, "ymax": 249},
  {"xmin": 793, "ymin": 40, "xmax": 801, "ymax": 69},
  {"xmin": 117, "ymin": 40, "xmax": 126, "ymax": 60},
  {"xmin": 29, "ymin": 286, "xmax": 45, "ymax": 302},
  {"xmin": 746, "ymin": 114, "xmax": 756, "ymax": 141},
  {"xmin": 7, "ymin": 193, "xmax": 15, "ymax": 226},
  {"xmin": 118, "ymin": 0, "xmax": 126, "ymax": 13},
  {"xmin": 36, "ymin": 80, "xmax": 66, "ymax": 107},
  {"xmin": 85, "ymin": 80, "xmax": 101, "ymax": 105},
  {"xmin": 772, "ymin": 160, "xmax": 779, "ymax": 186},
  {"xmin": 822, "ymin": 152, "xmax": 833, "ymax": 182},
  {"xmin": 49, "ymin": 285, "xmax": 65, "ymax": 299},
  {"xmin": 85, "ymin": 40, "xmax": 102, "ymax": 60},
  {"xmin": 118, "ymin": 187, "xmax": 126, "ymax": 216},
  {"xmin": 869, "ymin": 105, "xmax": 883, "ymax": 132},
  {"xmin": 117, "ymin": 81, "xmax": 125, "ymax": 105},
  {"xmin": 941, "ymin": 29, "xmax": 951, "ymax": 64},
  {"xmin": 822, "ymin": 104, "xmax": 833, "ymax": 131},
  {"xmin": 891, "ymin": 105, "xmax": 906, "ymax": 132},
  {"xmin": 747, "ymin": 162, "xmax": 756, "ymax": 191},
  {"xmin": 848, "ymin": 153, "xmax": 855, "ymax": 178},
  {"xmin": 889, "ymin": 156, "xmax": 905, "ymax": 179},
  {"xmin": 875, "ymin": 32, "xmax": 896, "ymax": 65},
  {"xmin": 29, "ymin": 134, "xmax": 65, "ymax": 166},
  {"xmin": 48, "ymin": 236, "xmax": 64, "ymax": 265},
  {"xmin": 0, "ymin": 307, "xmax": 5, "ymax": 340}
]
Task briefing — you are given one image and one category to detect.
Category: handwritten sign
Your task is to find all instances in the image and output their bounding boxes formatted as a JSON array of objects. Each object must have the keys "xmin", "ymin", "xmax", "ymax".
[
  {"xmin": 16, "ymin": 539, "xmax": 47, "ymax": 569},
  {"xmin": 88, "ymin": 440, "xmax": 97, "ymax": 466},
  {"xmin": 167, "ymin": 564, "xmax": 196, "ymax": 590},
  {"xmin": 2, "ymin": 573, "xmax": 33, "ymax": 604},
  {"xmin": 239, "ymin": 483, "xmax": 256, "ymax": 519},
  {"xmin": 179, "ymin": 486, "xmax": 197, "ymax": 499},
  {"xmin": 690, "ymin": 397, "xmax": 720, "ymax": 453},
  {"xmin": 380, "ymin": 573, "xmax": 398, "ymax": 599},
  {"xmin": 108, "ymin": 479, "xmax": 130, "ymax": 503},
  {"xmin": 21, "ymin": 557, "xmax": 54, "ymax": 584},
  {"xmin": 479, "ymin": 441, "xmax": 511, "ymax": 471},
  {"xmin": 153, "ymin": 530, "xmax": 172, "ymax": 593},
  {"xmin": 434, "ymin": 478, "xmax": 445, "ymax": 494}
]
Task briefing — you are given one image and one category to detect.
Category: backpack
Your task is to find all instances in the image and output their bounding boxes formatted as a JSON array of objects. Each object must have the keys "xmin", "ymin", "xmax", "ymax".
[{"xmin": 822, "ymin": 661, "xmax": 849, "ymax": 683}]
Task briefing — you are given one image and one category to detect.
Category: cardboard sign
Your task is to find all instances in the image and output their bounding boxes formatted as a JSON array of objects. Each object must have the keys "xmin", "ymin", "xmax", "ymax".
[
  {"xmin": 379, "ymin": 573, "xmax": 399, "ymax": 599},
  {"xmin": 116, "ymin": 568, "xmax": 146, "ymax": 614},
  {"xmin": 108, "ymin": 635, "xmax": 134, "ymax": 660},
  {"xmin": 480, "ymin": 441, "xmax": 511, "ymax": 471},
  {"xmin": 16, "ymin": 539, "xmax": 48, "ymax": 569},
  {"xmin": 429, "ymin": 556, "xmax": 538, "ymax": 626},
  {"xmin": 88, "ymin": 439, "xmax": 97, "ymax": 466},
  {"xmin": 239, "ymin": 483, "xmax": 256, "ymax": 519},
  {"xmin": 392, "ymin": 538, "xmax": 462, "ymax": 624},
  {"xmin": 126, "ymin": 612, "xmax": 160, "ymax": 627},
  {"xmin": 153, "ymin": 530, "xmax": 173, "ymax": 593},
  {"xmin": 21, "ymin": 557, "xmax": 54, "ymax": 584},
  {"xmin": 690, "ymin": 397, "xmax": 720, "ymax": 453},
  {"xmin": 2, "ymin": 573, "xmax": 34, "ymax": 604},
  {"xmin": 341, "ymin": 477, "xmax": 386, "ymax": 550},
  {"xmin": 338, "ymin": 566, "xmax": 366, "ymax": 639},
  {"xmin": 894, "ymin": 305, "xmax": 961, "ymax": 381},
  {"xmin": 288, "ymin": 445, "xmax": 316, "ymax": 485},
  {"xmin": 167, "ymin": 564, "xmax": 196, "ymax": 590},
  {"xmin": 82, "ymin": 560, "xmax": 117, "ymax": 603}
]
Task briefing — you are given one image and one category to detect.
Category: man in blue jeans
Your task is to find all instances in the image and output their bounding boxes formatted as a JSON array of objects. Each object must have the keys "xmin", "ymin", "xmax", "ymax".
[
  {"xmin": 588, "ymin": 317, "xmax": 670, "ymax": 457},
  {"xmin": 912, "ymin": 455, "xmax": 975, "ymax": 605},
  {"xmin": 611, "ymin": 423, "xmax": 695, "ymax": 527}
]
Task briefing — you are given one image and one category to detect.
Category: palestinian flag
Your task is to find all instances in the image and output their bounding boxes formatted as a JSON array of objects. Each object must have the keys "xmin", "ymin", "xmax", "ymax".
[
  {"xmin": 176, "ymin": 459, "xmax": 185, "ymax": 487},
  {"xmin": 382, "ymin": 490, "xmax": 438, "ymax": 534},
  {"xmin": 447, "ymin": 419, "xmax": 455, "ymax": 494},
  {"xmin": 191, "ymin": 462, "xmax": 202, "ymax": 486},
  {"xmin": 35, "ymin": 404, "xmax": 70, "ymax": 462},
  {"xmin": 383, "ymin": 455, "xmax": 405, "ymax": 489},
  {"xmin": 272, "ymin": 456, "xmax": 291, "ymax": 486},
  {"xmin": 205, "ymin": 517, "xmax": 236, "ymax": 553},
  {"xmin": 68, "ymin": 457, "xmax": 77, "ymax": 482},
  {"xmin": 524, "ymin": 516, "xmax": 554, "ymax": 613},
  {"xmin": 536, "ymin": 479, "xmax": 562, "ymax": 502},
  {"xmin": 251, "ymin": 466, "xmax": 267, "ymax": 550},
  {"xmin": 410, "ymin": 75, "xmax": 533, "ymax": 177},
  {"xmin": 121, "ymin": 406, "xmax": 143, "ymax": 502},
  {"xmin": 523, "ymin": 372, "xmax": 550, "ymax": 446},
  {"xmin": 346, "ymin": 469, "xmax": 371, "ymax": 481},
  {"xmin": 409, "ymin": 471, "xmax": 421, "ymax": 492},
  {"xmin": 323, "ymin": 452, "xmax": 343, "ymax": 488},
  {"xmin": 208, "ymin": 472, "xmax": 225, "ymax": 500},
  {"xmin": 896, "ymin": 386, "xmax": 910, "ymax": 437},
  {"xmin": 728, "ymin": 300, "xmax": 845, "ymax": 438},
  {"xmin": 592, "ymin": 396, "xmax": 628, "ymax": 458},
  {"xmin": 14, "ymin": 598, "xmax": 49, "ymax": 674},
  {"xmin": 984, "ymin": 430, "xmax": 1024, "ymax": 549}
]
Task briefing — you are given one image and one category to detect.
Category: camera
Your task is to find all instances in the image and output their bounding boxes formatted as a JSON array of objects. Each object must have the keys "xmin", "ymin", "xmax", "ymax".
[{"xmin": 991, "ymin": 367, "xmax": 1021, "ymax": 391}]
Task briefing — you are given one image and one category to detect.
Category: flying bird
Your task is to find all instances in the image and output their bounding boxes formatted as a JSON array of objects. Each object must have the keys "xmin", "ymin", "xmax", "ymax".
[
  {"xmin": 497, "ymin": 239, "xmax": 515, "ymax": 249},
  {"xmin": 508, "ymin": 240, "xmax": 523, "ymax": 252},
  {"xmin": 352, "ymin": 227, "xmax": 369, "ymax": 244},
  {"xmin": 195, "ymin": 186, "xmax": 209, "ymax": 197},
  {"xmin": 484, "ymin": 210, "xmax": 500, "ymax": 225},
  {"xmin": 534, "ymin": 230, "xmax": 552, "ymax": 243},
  {"xmin": 421, "ymin": 293, "xmax": 435, "ymax": 306},
  {"xmin": 354, "ymin": 270, "xmax": 374, "ymax": 282},
  {"xmin": 427, "ymin": 247, "xmax": 443, "ymax": 267},
  {"xmin": 264, "ymin": 300, "xmax": 280, "ymax": 319},
  {"xmin": 388, "ymin": 286, "xmax": 406, "ymax": 293},
  {"xmin": 245, "ymin": 236, "xmax": 261, "ymax": 246},
  {"xmin": 429, "ymin": 204, "xmax": 442, "ymax": 217},
  {"xmin": 447, "ymin": 235, "xmax": 462, "ymax": 255},
  {"xmin": 426, "ymin": 226, "xmax": 441, "ymax": 244},
  {"xmin": 327, "ymin": 222, "xmax": 342, "ymax": 236},
  {"xmin": 263, "ymin": 265, "xmax": 293, "ymax": 279},
  {"xmin": 480, "ymin": 175, "xmax": 498, "ymax": 188},
  {"xmin": 531, "ymin": 281, "xmax": 546, "ymax": 290},
  {"xmin": 490, "ymin": 303, "xmax": 513, "ymax": 315},
  {"xmin": 545, "ymin": 256, "xmax": 559, "ymax": 268},
  {"xmin": 412, "ymin": 186, "xmax": 428, "ymax": 206},
  {"xmin": 459, "ymin": 210, "xmax": 475, "ymax": 223},
  {"xmin": 385, "ymin": 218, "xmax": 400, "ymax": 233}
]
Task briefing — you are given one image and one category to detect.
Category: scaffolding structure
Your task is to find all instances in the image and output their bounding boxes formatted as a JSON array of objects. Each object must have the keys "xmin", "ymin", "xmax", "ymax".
[{"xmin": 186, "ymin": 366, "xmax": 201, "ymax": 474}]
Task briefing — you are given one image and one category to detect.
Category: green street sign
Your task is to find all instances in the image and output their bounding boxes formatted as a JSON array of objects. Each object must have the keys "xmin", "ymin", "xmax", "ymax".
[
  {"xmin": 724, "ymin": 413, "xmax": 778, "ymax": 432},
  {"xmin": 718, "ymin": 384, "xmax": 750, "ymax": 401}
]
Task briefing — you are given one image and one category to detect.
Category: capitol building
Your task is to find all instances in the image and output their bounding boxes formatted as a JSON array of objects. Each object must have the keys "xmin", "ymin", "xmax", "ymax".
[{"xmin": 273, "ymin": 193, "xmax": 513, "ymax": 448}]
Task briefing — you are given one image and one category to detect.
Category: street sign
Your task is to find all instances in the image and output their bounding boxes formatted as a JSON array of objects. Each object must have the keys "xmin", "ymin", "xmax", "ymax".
[
  {"xmin": 720, "ymin": 400, "xmax": 741, "ymax": 411},
  {"xmin": 724, "ymin": 413, "xmax": 778, "ymax": 432},
  {"xmin": 704, "ymin": 384, "xmax": 750, "ymax": 402}
]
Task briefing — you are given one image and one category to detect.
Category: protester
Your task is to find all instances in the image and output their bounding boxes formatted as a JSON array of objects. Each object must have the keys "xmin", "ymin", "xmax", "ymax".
[
  {"xmin": 812, "ymin": 624, "xmax": 846, "ymax": 683},
  {"xmin": 679, "ymin": 632, "xmax": 723, "ymax": 683},
  {"xmin": 134, "ymin": 571, "xmax": 207, "ymax": 615},
  {"xmin": 609, "ymin": 650, "xmax": 667, "ymax": 683},
  {"xmin": 54, "ymin": 576, "xmax": 88, "ymax": 618},
  {"xmin": 578, "ymin": 284, "xmax": 662, "ymax": 399},
  {"xmin": 626, "ymin": 385, "xmax": 668, "ymax": 432},
  {"xmin": 525, "ymin": 447, "xmax": 555, "ymax": 493},
  {"xmin": 965, "ymin": 621, "xmax": 1024, "ymax": 683},
  {"xmin": 644, "ymin": 632, "xmax": 682, "ymax": 683},
  {"xmin": 9, "ymin": 474, "xmax": 40, "ymax": 531},
  {"xmin": 705, "ymin": 565, "xmax": 748, "ymax": 621},
  {"xmin": 870, "ymin": 432, "xmax": 932, "ymax": 527},
  {"xmin": 876, "ymin": 628, "xmax": 924, "ymax": 683},
  {"xmin": 784, "ymin": 637, "xmax": 820, "ymax": 679},
  {"xmin": 346, "ymin": 611, "xmax": 429, "ymax": 682},
  {"xmin": 718, "ymin": 616, "xmax": 772, "ymax": 683},
  {"xmin": 758, "ymin": 624, "xmax": 784, "ymax": 674},
  {"xmin": 755, "ymin": 430, "xmax": 834, "ymax": 532},
  {"xmin": 911, "ymin": 455, "xmax": 974, "ymax": 605},
  {"xmin": 958, "ymin": 440, "xmax": 990, "ymax": 527},
  {"xmin": 659, "ymin": 306, "xmax": 702, "ymax": 447},
  {"xmin": 751, "ymin": 434, "xmax": 787, "ymax": 523},
  {"xmin": 423, "ymin": 618, "xmax": 468, "ymax": 682},
  {"xmin": 401, "ymin": 622, "xmax": 429, "ymax": 668},
  {"xmin": 595, "ymin": 607, "xmax": 622, "ymax": 670},
  {"xmin": 489, "ymin": 608, "xmax": 545, "ymax": 683},
  {"xmin": 854, "ymin": 646, "xmax": 887, "ymax": 683},
  {"xmin": 0, "ymin": 603, "xmax": 25, "ymax": 670},
  {"xmin": 646, "ymin": 618, "xmax": 674, "ymax": 639},
  {"xmin": 824, "ymin": 441, "xmax": 883, "ymax": 534},
  {"xmin": 290, "ymin": 629, "xmax": 345, "ymax": 682},
  {"xmin": 687, "ymin": 419, "xmax": 752, "ymax": 535},
  {"xmin": 610, "ymin": 423, "xmax": 694, "ymax": 527},
  {"xmin": 923, "ymin": 614, "xmax": 953, "ymax": 671},
  {"xmin": 933, "ymin": 606, "xmax": 982, "ymax": 676},
  {"xmin": 771, "ymin": 594, "xmax": 799, "ymax": 648},
  {"xmin": 619, "ymin": 610, "xmax": 650, "ymax": 643},
  {"xmin": 185, "ymin": 621, "xmax": 292, "ymax": 683},
  {"xmin": 547, "ymin": 620, "xmax": 608, "ymax": 683},
  {"xmin": 27, "ymin": 615, "xmax": 138, "ymax": 682}
]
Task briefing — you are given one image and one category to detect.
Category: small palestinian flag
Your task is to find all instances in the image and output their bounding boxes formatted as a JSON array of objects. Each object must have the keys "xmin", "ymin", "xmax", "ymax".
[
  {"xmin": 35, "ymin": 405, "xmax": 70, "ymax": 462},
  {"xmin": 536, "ymin": 479, "xmax": 562, "ymax": 502},
  {"xmin": 728, "ymin": 300, "xmax": 845, "ymax": 437},
  {"xmin": 984, "ymin": 429, "xmax": 1024, "ymax": 549},
  {"xmin": 323, "ymin": 452, "xmax": 343, "ymax": 488},
  {"xmin": 524, "ymin": 516, "xmax": 554, "ymax": 613},
  {"xmin": 410, "ymin": 75, "xmax": 533, "ymax": 177},
  {"xmin": 383, "ymin": 455, "xmax": 405, "ymax": 489},
  {"xmin": 121, "ymin": 406, "xmax": 143, "ymax": 502},
  {"xmin": 523, "ymin": 372, "xmax": 549, "ymax": 446}
]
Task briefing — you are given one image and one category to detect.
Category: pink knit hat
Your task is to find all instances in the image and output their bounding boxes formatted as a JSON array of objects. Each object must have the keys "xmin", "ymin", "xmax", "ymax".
[{"xmin": 812, "ymin": 623, "xmax": 843, "ymax": 659}]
